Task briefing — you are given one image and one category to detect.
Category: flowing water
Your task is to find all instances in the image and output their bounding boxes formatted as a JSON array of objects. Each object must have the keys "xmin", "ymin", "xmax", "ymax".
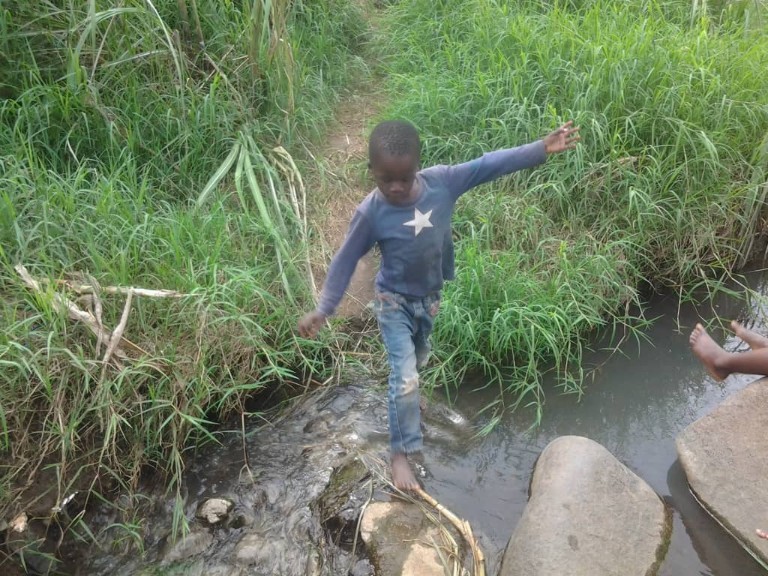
[
  {"xmin": 71, "ymin": 270, "xmax": 768, "ymax": 575},
  {"xmin": 426, "ymin": 270, "xmax": 768, "ymax": 576}
]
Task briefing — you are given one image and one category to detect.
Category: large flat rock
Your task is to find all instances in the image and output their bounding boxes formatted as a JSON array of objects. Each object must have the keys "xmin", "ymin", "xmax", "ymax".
[
  {"xmin": 360, "ymin": 501, "xmax": 446, "ymax": 576},
  {"xmin": 676, "ymin": 377, "xmax": 768, "ymax": 568},
  {"xmin": 500, "ymin": 435, "xmax": 669, "ymax": 576}
]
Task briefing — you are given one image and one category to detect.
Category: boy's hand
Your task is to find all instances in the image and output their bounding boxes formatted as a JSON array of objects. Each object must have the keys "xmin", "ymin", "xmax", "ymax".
[
  {"xmin": 298, "ymin": 311, "xmax": 327, "ymax": 338},
  {"xmin": 543, "ymin": 121, "xmax": 581, "ymax": 155}
]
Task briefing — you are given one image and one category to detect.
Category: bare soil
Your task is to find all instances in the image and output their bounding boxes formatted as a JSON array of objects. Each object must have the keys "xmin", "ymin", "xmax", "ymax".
[{"xmin": 309, "ymin": 83, "xmax": 383, "ymax": 320}]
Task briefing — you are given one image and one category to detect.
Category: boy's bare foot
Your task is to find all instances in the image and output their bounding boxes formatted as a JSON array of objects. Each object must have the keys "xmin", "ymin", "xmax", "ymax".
[
  {"xmin": 689, "ymin": 323, "xmax": 730, "ymax": 381},
  {"xmin": 391, "ymin": 453, "xmax": 420, "ymax": 491},
  {"xmin": 756, "ymin": 528, "xmax": 768, "ymax": 540},
  {"xmin": 731, "ymin": 321, "xmax": 768, "ymax": 350}
]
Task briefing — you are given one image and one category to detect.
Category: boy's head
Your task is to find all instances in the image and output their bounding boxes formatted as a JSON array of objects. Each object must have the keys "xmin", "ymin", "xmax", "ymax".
[{"xmin": 368, "ymin": 120, "xmax": 420, "ymax": 205}]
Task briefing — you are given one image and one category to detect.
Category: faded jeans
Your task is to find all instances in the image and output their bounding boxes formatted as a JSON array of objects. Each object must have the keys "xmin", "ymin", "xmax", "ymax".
[{"xmin": 373, "ymin": 290, "xmax": 441, "ymax": 455}]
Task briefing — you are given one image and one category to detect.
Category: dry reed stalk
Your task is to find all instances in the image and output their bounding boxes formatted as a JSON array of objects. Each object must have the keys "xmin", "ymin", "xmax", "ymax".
[
  {"xmin": 62, "ymin": 282, "xmax": 184, "ymax": 298},
  {"xmin": 99, "ymin": 288, "xmax": 133, "ymax": 381},
  {"xmin": 14, "ymin": 265, "xmax": 160, "ymax": 362},
  {"xmin": 415, "ymin": 487, "xmax": 486, "ymax": 576}
]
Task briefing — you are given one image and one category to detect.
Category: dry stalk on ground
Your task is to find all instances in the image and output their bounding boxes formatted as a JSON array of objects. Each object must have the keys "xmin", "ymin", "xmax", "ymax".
[
  {"xmin": 360, "ymin": 453, "xmax": 486, "ymax": 576},
  {"xmin": 415, "ymin": 487, "xmax": 486, "ymax": 576},
  {"xmin": 14, "ymin": 264, "xmax": 182, "ymax": 369}
]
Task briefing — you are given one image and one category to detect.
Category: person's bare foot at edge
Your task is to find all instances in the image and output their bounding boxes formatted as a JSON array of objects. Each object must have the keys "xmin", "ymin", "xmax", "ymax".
[
  {"xmin": 689, "ymin": 323, "xmax": 730, "ymax": 381},
  {"xmin": 391, "ymin": 453, "xmax": 420, "ymax": 492},
  {"xmin": 731, "ymin": 321, "xmax": 768, "ymax": 350},
  {"xmin": 757, "ymin": 528, "xmax": 768, "ymax": 540}
]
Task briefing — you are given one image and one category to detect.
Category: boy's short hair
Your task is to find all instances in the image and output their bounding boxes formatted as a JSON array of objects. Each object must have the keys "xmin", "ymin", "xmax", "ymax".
[{"xmin": 369, "ymin": 120, "xmax": 420, "ymax": 161}]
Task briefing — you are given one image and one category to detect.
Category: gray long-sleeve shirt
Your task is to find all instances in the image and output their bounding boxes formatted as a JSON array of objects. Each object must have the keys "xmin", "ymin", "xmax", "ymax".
[{"xmin": 316, "ymin": 140, "xmax": 548, "ymax": 316}]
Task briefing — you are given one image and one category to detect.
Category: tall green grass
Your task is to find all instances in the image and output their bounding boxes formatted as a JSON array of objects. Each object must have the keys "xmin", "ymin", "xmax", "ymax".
[
  {"xmin": 0, "ymin": 0, "xmax": 367, "ymax": 550},
  {"xmin": 377, "ymin": 0, "xmax": 768, "ymax": 409}
]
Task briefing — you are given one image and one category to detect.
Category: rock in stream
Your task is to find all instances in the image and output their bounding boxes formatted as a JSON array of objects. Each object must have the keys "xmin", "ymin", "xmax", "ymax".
[
  {"xmin": 676, "ymin": 376, "xmax": 768, "ymax": 570},
  {"xmin": 64, "ymin": 383, "xmax": 469, "ymax": 576},
  {"xmin": 499, "ymin": 435, "xmax": 670, "ymax": 576}
]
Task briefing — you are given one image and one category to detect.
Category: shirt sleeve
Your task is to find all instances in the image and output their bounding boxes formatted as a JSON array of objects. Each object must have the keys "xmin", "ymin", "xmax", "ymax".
[
  {"xmin": 316, "ymin": 208, "xmax": 376, "ymax": 317},
  {"xmin": 443, "ymin": 140, "xmax": 547, "ymax": 199}
]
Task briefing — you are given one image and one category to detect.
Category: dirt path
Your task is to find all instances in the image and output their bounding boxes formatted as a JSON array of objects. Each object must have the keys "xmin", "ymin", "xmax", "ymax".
[{"xmin": 310, "ymin": 83, "xmax": 383, "ymax": 320}]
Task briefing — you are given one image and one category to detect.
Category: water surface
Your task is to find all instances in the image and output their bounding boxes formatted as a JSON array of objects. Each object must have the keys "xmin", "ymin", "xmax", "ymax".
[
  {"xmin": 78, "ymin": 272, "xmax": 768, "ymax": 575},
  {"xmin": 424, "ymin": 271, "xmax": 768, "ymax": 575}
]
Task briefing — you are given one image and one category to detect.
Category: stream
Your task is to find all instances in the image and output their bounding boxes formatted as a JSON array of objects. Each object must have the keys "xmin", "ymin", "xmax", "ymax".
[{"xmin": 59, "ymin": 270, "xmax": 768, "ymax": 575}]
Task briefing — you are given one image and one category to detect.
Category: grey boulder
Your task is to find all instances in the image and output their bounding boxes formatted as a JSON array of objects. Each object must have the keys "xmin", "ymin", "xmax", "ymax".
[
  {"xmin": 500, "ymin": 435, "xmax": 669, "ymax": 576},
  {"xmin": 676, "ymin": 377, "xmax": 768, "ymax": 569}
]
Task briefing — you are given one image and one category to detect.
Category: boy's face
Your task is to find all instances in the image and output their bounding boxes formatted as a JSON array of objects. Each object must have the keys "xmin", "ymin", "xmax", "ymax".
[{"xmin": 369, "ymin": 152, "xmax": 419, "ymax": 206}]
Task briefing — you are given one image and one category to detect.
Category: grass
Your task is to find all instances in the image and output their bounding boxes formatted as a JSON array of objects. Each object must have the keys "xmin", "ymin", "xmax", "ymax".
[
  {"xmin": 0, "ymin": 0, "xmax": 369, "ymax": 560},
  {"xmin": 375, "ymin": 0, "xmax": 768, "ymax": 408},
  {"xmin": 2, "ymin": 0, "xmax": 768, "ymax": 568}
]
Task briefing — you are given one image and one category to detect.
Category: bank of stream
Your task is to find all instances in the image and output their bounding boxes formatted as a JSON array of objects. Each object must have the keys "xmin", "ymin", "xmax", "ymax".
[{"xmin": 19, "ymin": 270, "xmax": 768, "ymax": 575}]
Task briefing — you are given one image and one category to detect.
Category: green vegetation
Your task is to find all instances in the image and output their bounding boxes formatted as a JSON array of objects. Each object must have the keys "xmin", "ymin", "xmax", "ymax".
[
  {"xmin": 378, "ymin": 0, "xmax": 768, "ymax": 413},
  {"xmin": 1, "ymin": 0, "xmax": 768, "ymax": 564},
  {"xmin": 0, "ymin": 0, "xmax": 367, "ymax": 539}
]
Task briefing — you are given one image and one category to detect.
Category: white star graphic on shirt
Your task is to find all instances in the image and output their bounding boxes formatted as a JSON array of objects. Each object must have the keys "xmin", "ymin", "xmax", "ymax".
[{"xmin": 403, "ymin": 208, "xmax": 433, "ymax": 236}]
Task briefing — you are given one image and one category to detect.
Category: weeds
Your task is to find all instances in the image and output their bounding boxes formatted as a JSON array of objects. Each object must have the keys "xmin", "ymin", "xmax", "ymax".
[
  {"xmin": 0, "ymin": 0, "xmax": 368, "ymax": 556},
  {"xmin": 378, "ymin": 0, "xmax": 768, "ymax": 407}
]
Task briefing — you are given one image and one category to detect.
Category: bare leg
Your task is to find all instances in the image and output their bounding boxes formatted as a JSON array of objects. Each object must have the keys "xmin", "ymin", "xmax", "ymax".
[
  {"xmin": 731, "ymin": 321, "xmax": 768, "ymax": 350},
  {"xmin": 690, "ymin": 324, "xmax": 731, "ymax": 380},
  {"xmin": 391, "ymin": 453, "xmax": 420, "ymax": 491},
  {"xmin": 690, "ymin": 323, "xmax": 768, "ymax": 380}
]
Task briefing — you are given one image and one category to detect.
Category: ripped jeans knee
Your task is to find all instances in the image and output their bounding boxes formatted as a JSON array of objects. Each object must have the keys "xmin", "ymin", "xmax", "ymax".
[
  {"xmin": 374, "ymin": 291, "xmax": 439, "ymax": 455},
  {"xmin": 387, "ymin": 371, "xmax": 422, "ymax": 454}
]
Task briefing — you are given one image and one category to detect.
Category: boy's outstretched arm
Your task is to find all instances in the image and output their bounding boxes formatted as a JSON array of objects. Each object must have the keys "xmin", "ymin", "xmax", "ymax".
[
  {"xmin": 542, "ymin": 121, "xmax": 580, "ymax": 155},
  {"xmin": 297, "ymin": 209, "xmax": 375, "ymax": 339},
  {"xmin": 439, "ymin": 120, "xmax": 581, "ymax": 198}
]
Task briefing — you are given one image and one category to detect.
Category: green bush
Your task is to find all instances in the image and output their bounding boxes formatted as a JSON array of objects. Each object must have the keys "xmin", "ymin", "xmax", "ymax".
[
  {"xmin": 0, "ymin": 0, "xmax": 367, "ymax": 530},
  {"xmin": 378, "ymin": 0, "xmax": 768, "ymax": 405}
]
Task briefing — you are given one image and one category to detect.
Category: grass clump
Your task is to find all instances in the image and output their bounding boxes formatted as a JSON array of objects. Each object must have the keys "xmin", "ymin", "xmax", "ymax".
[
  {"xmin": 377, "ymin": 0, "xmax": 768, "ymax": 408},
  {"xmin": 0, "ymin": 0, "xmax": 368, "ymax": 555}
]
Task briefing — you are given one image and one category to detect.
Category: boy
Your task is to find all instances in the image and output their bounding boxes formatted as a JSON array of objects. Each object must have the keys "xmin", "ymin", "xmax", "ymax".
[{"xmin": 298, "ymin": 119, "xmax": 581, "ymax": 490}]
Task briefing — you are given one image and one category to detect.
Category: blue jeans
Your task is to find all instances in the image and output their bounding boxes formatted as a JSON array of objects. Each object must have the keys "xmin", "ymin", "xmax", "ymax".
[{"xmin": 373, "ymin": 290, "xmax": 441, "ymax": 455}]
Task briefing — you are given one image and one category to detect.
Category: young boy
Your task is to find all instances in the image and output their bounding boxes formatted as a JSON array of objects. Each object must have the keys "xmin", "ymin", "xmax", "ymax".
[{"xmin": 298, "ymin": 119, "xmax": 580, "ymax": 490}]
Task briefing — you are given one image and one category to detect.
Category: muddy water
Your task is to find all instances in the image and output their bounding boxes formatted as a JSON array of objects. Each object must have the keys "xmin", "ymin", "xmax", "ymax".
[
  {"xmin": 76, "ymin": 271, "xmax": 768, "ymax": 575},
  {"xmin": 427, "ymin": 270, "xmax": 768, "ymax": 575}
]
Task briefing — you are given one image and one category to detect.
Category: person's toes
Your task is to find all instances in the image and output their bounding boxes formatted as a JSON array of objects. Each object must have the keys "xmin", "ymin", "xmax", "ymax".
[
  {"xmin": 689, "ymin": 323, "xmax": 704, "ymax": 346},
  {"xmin": 690, "ymin": 324, "xmax": 728, "ymax": 381},
  {"xmin": 391, "ymin": 454, "xmax": 420, "ymax": 492},
  {"xmin": 732, "ymin": 320, "xmax": 768, "ymax": 350}
]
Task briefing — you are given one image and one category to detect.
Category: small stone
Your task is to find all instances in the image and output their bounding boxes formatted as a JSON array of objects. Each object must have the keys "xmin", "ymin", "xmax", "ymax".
[
  {"xmin": 163, "ymin": 530, "xmax": 214, "ymax": 562},
  {"xmin": 9, "ymin": 512, "xmax": 27, "ymax": 532},
  {"xmin": 196, "ymin": 498, "xmax": 234, "ymax": 525}
]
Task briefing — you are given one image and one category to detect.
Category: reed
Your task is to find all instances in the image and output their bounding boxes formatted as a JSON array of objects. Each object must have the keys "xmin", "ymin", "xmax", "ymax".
[
  {"xmin": 0, "ymin": 0, "xmax": 368, "ymax": 551},
  {"xmin": 376, "ymin": 0, "xmax": 768, "ymax": 405}
]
